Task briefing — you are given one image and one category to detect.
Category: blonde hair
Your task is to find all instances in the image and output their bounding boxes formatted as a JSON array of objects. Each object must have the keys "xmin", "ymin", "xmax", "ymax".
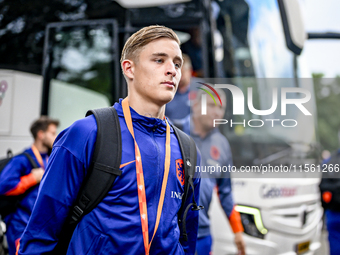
[{"xmin": 120, "ymin": 25, "xmax": 180, "ymax": 63}]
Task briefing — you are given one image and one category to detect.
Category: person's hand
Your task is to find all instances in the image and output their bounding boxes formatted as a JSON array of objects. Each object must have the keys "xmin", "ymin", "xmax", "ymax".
[
  {"xmin": 234, "ymin": 232, "xmax": 246, "ymax": 255},
  {"xmin": 31, "ymin": 168, "xmax": 45, "ymax": 183}
]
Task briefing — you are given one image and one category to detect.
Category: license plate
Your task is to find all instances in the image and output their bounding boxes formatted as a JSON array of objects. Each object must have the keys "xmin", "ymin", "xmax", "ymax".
[{"xmin": 296, "ymin": 241, "xmax": 310, "ymax": 254}]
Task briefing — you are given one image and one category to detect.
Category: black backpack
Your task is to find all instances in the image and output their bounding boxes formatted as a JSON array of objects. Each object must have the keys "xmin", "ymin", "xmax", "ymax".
[
  {"xmin": 319, "ymin": 150, "xmax": 340, "ymax": 211},
  {"xmin": 0, "ymin": 152, "xmax": 38, "ymax": 220},
  {"xmin": 53, "ymin": 107, "xmax": 202, "ymax": 254}
]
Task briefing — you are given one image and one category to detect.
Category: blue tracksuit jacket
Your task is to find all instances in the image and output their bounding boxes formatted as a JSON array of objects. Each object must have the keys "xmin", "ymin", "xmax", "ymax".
[
  {"xmin": 192, "ymin": 128, "xmax": 236, "ymax": 238},
  {"xmin": 18, "ymin": 100, "xmax": 200, "ymax": 255},
  {"xmin": 0, "ymin": 148, "xmax": 48, "ymax": 255}
]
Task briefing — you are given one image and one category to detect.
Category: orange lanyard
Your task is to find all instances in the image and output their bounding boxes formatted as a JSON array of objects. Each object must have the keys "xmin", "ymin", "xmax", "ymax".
[
  {"xmin": 31, "ymin": 145, "xmax": 45, "ymax": 169},
  {"xmin": 122, "ymin": 98, "xmax": 171, "ymax": 255}
]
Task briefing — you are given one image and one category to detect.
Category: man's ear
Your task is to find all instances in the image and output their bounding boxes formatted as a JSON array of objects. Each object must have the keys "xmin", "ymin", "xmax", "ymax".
[
  {"xmin": 36, "ymin": 130, "xmax": 45, "ymax": 141},
  {"xmin": 121, "ymin": 59, "xmax": 134, "ymax": 80}
]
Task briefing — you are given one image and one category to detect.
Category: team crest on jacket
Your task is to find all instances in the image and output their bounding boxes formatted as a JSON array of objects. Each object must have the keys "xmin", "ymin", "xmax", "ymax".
[
  {"xmin": 176, "ymin": 159, "xmax": 185, "ymax": 186},
  {"xmin": 210, "ymin": 145, "xmax": 220, "ymax": 160}
]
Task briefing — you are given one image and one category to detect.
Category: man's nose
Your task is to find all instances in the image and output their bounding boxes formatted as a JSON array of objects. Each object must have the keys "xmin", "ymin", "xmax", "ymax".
[{"xmin": 165, "ymin": 62, "xmax": 176, "ymax": 77}]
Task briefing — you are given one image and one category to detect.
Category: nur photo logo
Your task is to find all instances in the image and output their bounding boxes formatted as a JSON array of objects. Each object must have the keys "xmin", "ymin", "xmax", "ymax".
[
  {"xmin": 197, "ymin": 82, "xmax": 313, "ymax": 128},
  {"xmin": 197, "ymin": 82, "xmax": 223, "ymax": 115}
]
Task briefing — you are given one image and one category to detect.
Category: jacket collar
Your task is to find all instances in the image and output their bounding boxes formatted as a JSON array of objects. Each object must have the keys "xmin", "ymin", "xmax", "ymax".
[{"xmin": 114, "ymin": 99, "xmax": 172, "ymax": 134}]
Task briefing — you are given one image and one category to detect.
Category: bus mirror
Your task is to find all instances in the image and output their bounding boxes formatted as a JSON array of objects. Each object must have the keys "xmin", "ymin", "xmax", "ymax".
[
  {"xmin": 277, "ymin": 0, "xmax": 306, "ymax": 55},
  {"xmin": 115, "ymin": 0, "xmax": 191, "ymax": 8}
]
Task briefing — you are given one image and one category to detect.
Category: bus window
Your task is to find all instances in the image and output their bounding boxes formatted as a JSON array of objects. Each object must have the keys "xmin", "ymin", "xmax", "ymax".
[
  {"xmin": 212, "ymin": 0, "xmax": 318, "ymax": 168},
  {"xmin": 42, "ymin": 19, "xmax": 119, "ymax": 131}
]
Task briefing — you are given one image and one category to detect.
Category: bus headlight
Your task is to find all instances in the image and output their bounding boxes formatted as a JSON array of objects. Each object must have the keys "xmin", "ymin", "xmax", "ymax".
[{"xmin": 235, "ymin": 205, "xmax": 268, "ymax": 239}]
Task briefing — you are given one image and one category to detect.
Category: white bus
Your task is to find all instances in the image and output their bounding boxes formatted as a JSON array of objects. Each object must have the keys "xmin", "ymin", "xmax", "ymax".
[{"xmin": 1, "ymin": 0, "xmax": 338, "ymax": 254}]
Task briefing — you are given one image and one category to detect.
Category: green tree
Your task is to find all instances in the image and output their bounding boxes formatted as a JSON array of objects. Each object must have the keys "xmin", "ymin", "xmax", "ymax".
[{"xmin": 313, "ymin": 73, "xmax": 340, "ymax": 152}]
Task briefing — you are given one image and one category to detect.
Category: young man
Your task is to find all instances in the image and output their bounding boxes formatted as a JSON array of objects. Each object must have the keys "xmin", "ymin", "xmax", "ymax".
[
  {"xmin": 17, "ymin": 25, "xmax": 200, "ymax": 255},
  {"xmin": 0, "ymin": 116, "xmax": 59, "ymax": 255},
  {"xmin": 191, "ymin": 89, "xmax": 246, "ymax": 255}
]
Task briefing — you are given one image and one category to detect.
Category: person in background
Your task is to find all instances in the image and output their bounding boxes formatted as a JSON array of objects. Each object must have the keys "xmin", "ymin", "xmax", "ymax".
[
  {"xmin": 0, "ymin": 116, "xmax": 59, "ymax": 255},
  {"xmin": 165, "ymin": 54, "xmax": 192, "ymax": 134},
  {"xmin": 191, "ymin": 88, "xmax": 246, "ymax": 255},
  {"xmin": 319, "ymin": 137, "xmax": 340, "ymax": 255},
  {"xmin": 181, "ymin": 28, "xmax": 204, "ymax": 77}
]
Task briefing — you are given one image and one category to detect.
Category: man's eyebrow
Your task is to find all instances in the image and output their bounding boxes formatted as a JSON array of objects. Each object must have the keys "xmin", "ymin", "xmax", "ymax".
[
  {"xmin": 152, "ymin": 53, "xmax": 183, "ymax": 65},
  {"xmin": 152, "ymin": 52, "xmax": 168, "ymax": 57},
  {"xmin": 174, "ymin": 55, "xmax": 183, "ymax": 65}
]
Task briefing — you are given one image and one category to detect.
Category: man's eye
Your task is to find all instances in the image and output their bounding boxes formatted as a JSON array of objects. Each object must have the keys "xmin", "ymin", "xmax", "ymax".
[
  {"xmin": 175, "ymin": 63, "xmax": 181, "ymax": 69},
  {"xmin": 155, "ymin": 59, "xmax": 163, "ymax": 63}
]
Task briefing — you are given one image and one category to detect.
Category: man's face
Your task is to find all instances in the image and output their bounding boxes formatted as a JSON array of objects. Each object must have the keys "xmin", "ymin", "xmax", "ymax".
[
  {"xmin": 132, "ymin": 38, "xmax": 183, "ymax": 106},
  {"xmin": 42, "ymin": 124, "xmax": 58, "ymax": 149},
  {"xmin": 193, "ymin": 95, "xmax": 226, "ymax": 132}
]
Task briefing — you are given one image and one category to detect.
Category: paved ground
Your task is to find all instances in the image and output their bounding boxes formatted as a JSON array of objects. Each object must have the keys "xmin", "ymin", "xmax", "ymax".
[{"xmin": 316, "ymin": 229, "xmax": 329, "ymax": 255}]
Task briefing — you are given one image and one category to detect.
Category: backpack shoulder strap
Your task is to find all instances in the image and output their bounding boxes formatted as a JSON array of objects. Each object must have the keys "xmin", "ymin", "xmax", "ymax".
[
  {"xmin": 22, "ymin": 152, "xmax": 38, "ymax": 169},
  {"xmin": 71, "ymin": 107, "xmax": 122, "ymax": 223},
  {"xmin": 53, "ymin": 107, "xmax": 122, "ymax": 254},
  {"xmin": 172, "ymin": 124, "xmax": 203, "ymax": 241},
  {"xmin": 172, "ymin": 125, "xmax": 196, "ymax": 207},
  {"xmin": 0, "ymin": 152, "xmax": 38, "ymax": 176}
]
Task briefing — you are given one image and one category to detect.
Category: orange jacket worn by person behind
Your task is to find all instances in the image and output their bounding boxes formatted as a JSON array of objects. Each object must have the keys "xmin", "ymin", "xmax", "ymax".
[
  {"xmin": 0, "ymin": 148, "xmax": 47, "ymax": 255},
  {"xmin": 18, "ymin": 99, "xmax": 201, "ymax": 255}
]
